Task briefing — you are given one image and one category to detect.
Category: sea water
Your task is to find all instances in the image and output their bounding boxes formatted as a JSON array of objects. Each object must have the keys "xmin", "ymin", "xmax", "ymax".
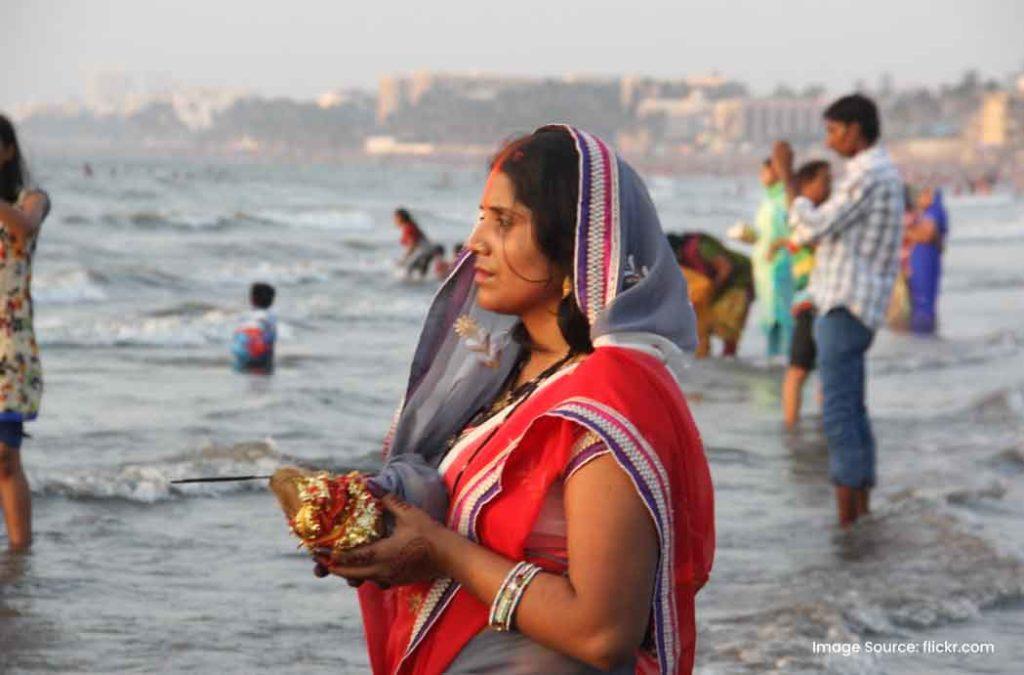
[{"xmin": 0, "ymin": 158, "xmax": 1021, "ymax": 673}]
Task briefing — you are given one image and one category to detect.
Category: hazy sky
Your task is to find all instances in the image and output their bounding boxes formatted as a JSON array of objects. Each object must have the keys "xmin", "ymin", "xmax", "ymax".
[{"xmin": 3, "ymin": 0, "xmax": 1022, "ymax": 110}]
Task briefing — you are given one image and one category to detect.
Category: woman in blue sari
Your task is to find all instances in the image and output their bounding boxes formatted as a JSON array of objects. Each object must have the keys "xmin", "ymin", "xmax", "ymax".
[{"xmin": 906, "ymin": 187, "xmax": 948, "ymax": 334}]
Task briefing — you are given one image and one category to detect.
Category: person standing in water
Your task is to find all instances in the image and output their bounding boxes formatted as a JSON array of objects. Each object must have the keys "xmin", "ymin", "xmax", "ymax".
[
  {"xmin": 777, "ymin": 160, "xmax": 831, "ymax": 429},
  {"xmin": 0, "ymin": 115, "xmax": 50, "ymax": 551},
  {"xmin": 321, "ymin": 126, "xmax": 713, "ymax": 674},
  {"xmin": 231, "ymin": 283, "xmax": 277, "ymax": 373},
  {"xmin": 904, "ymin": 186, "xmax": 947, "ymax": 334},
  {"xmin": 741, "ymin": 158, "xmax": 794, "ymax": 358},
  {"xmin": 774, "ymin": 94, "xmax": 903, "ymax": 528}
]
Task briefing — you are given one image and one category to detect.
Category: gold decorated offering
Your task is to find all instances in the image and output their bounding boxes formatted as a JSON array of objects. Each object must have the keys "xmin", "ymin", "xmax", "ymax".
[{"xmin": 270, "ymin": 468, "xmax": 384, "ymax": 552}]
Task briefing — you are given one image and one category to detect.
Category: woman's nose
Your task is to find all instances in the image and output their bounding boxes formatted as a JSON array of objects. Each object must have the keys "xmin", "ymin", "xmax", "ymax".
[{"xmin": 467, "ymin": 222, "xmax": 489, "ymax": 255}]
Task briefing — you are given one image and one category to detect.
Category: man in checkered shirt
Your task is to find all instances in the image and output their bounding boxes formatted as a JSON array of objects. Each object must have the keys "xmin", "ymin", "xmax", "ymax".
[{"xmin": 773, "ymin": 94, "xmax": 904, "ymax": 528}]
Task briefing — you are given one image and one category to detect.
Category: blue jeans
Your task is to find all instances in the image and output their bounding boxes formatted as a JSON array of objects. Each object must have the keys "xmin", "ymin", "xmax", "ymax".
[{"xmin": 814, "ymin": 308, "xmax": 876, "ymax": 488}]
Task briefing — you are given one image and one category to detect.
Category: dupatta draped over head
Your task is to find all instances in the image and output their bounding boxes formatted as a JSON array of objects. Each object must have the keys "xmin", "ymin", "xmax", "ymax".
[{"xmin": 360, "ymin": 125, "xmax": 714, "ymax": 674}]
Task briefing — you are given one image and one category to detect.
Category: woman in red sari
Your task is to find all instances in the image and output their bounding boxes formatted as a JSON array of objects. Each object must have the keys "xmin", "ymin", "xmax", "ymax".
[{"xmin": 321, "ymin": 125, "xmax": 714, "ymax": 674}]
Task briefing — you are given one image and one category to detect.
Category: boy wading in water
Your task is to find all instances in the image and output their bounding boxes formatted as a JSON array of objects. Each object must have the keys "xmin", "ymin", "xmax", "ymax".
[
  {"xmin": 232, "ymin": 283, "xmax": 277, "ymax": 373},
  {"xmin": 775, "ymin": 160, "xmax": 831, "ymax": 429},
  {"xmin": 774, "ymin": 95, "xmax": 903, "ymax": 527}
]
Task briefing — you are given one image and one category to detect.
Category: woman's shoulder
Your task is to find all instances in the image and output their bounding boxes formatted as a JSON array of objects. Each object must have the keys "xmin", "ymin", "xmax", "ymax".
[
  {"xmin": 563, "ymin": 345, "xmax": 685, "ymax": 413},
  {"xmin": 578, "ymin": 343, "xmax": 678, "ymax": 375}
]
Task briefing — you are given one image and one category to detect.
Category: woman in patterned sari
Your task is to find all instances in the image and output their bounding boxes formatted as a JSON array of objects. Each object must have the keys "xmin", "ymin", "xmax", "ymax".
[
  {"xmin": 320, "ymin": 125, "xmax": 715, "ymax": 674},
  {"xmin": 0, "ymin": 115, "xmax": 49, "ymax": 551}
]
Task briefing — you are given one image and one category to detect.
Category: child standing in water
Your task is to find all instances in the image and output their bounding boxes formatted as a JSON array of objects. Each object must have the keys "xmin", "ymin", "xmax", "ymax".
[
  {"xmin": 780, "ymin": 160, "xmax": 831, "ymax": 429},
  {"xmin": 232, "ymin": 283, "xmax": 277, "ymax": 373}
]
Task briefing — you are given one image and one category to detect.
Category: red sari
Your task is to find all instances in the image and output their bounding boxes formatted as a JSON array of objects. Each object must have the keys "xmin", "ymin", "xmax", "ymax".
[{"xmin": 358, "ymin": 345, "xmax": 715, "ymax": 674}]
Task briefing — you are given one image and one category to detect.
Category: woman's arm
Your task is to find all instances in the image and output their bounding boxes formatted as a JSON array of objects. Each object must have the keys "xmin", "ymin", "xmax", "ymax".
[
  {"xmin": 327, "ymin": 454, "xmax": 659, "ymax": 671},
  {"xmin": 903, "ymin": 216, "xmax": 938, "ymax": 244},
  {"xmin": 0, "ymin": 191, "xmax": 48, "ymax": 239}
]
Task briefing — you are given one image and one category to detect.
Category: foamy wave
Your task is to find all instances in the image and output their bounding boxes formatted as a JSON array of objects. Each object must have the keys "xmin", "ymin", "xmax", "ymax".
[
  {"xmin": 123, "ymin": 210, "xmax": 231, "ymax": 230},
  {"xmin": 33, "ymin": 269, "xmax": 108, "ymax": 304},
  {"xmin": 252, "ymin": 207, "xmax": 374, "ymax": 231},
  {"xmin": 37, "ymin": 309, "xmax": 238, "ymax": 348},
  {"xmin": 967, "ymin": 385, "xmax": 1024, "ymax": 423},
  {"xmin": 202, "ymin": 260, "xmax": 333, "ymax": 286},
  {"xmin": 97, "ymin": 209, "xmax": 273, "ymax": 231},
  {"xmin": 33, "ymin": 441, "xmax": 382, "ymax": 503},
  {"xmin": 34, "ymin": 441, "xmax": 287, "ymax": 502}
]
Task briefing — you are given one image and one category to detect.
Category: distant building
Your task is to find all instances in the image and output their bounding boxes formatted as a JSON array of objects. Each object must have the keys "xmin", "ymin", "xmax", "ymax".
[
  {"xmin": 377, "ymin": 72, "xmax": 535, "ymax": 125},
  {"xmin": 84, "ymin": 70, "xmax": 136, "ymax": 115},
  {"xmin": 636, "ymin": 91, "xmax": 713, "ymax": 145},
  {"xmin": 375, "ymin": 71, "xmax": 626, "ymax": 144},
  {"xmin": 967, "ymin": 91, "xmax": 1023, "ymax": 148},
  {"xmin": 170, "ymin": 88, "xmax": 249, "ymax": 131},
  {"xmin": 713, "ymin": 97, "xmax": 825, "ymax": 146},
  {"xmin": 364, "ymin": 135, "xmax": 435, "ymax": 156},
  {"xmin": 317, "ymin": 90, "xmax": 348, "ymax": 109}
]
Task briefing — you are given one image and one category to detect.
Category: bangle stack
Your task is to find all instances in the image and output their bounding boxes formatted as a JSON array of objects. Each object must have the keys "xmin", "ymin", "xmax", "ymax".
[{"xmin": 488, "ymin": 561, "xmax": 543, "ymax": 632}]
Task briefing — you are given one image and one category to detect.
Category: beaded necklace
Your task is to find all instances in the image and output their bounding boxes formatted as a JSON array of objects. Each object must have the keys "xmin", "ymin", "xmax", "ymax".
[{"xmin": 447, "ymin": 349, "xmax": 579, "ymax": 496}]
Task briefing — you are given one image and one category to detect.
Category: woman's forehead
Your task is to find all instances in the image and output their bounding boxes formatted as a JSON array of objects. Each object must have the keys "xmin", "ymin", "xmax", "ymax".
[{"xmin": 480, "ymin": 171, "xmax": 518, "ymax": 212}]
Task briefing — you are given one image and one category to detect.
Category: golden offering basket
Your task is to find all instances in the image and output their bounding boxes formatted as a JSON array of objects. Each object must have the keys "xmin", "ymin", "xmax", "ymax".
[{"xmin": 270, "ymin": 467, "xmax": 384, "ymax": 553}]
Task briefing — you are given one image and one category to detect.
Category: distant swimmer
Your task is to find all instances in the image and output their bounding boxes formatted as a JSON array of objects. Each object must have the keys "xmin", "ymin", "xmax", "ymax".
[
  {"xmin": 232, "ymin": 282, "xmax": 277, "ymax": 373},
  {"xmin": 394, "ymin": 207, "xmax": 436, "ymax": 279},
  {"xmin": 430, "ymin": 244, "xmax": 450, "ymax": 279},
  {"xmin": 431, "ymin": 242, "xmax": 465, "ymax": 279},
  {"xmin": 83, "ymin": 162, "xmax": 94, "ymax": 178}
]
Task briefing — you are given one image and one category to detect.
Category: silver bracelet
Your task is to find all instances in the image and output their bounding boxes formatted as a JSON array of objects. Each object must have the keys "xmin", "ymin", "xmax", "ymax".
[
  {"xmin": 504, "ymin": 563, "xmax": 542, "ymax": 631},
  {"xmin": 488, "ymin": 561, "xmax": 543, "ymax": 632},
  {"xmin": 488, "ymin": 562, "xmax": 527, "ymax": 629}
]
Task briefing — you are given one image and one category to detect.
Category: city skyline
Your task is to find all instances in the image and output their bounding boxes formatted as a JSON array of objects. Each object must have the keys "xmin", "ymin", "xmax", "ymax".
[{"xmin": 3, "ymin": 0, "xmax": 1022, "ymax": 111}]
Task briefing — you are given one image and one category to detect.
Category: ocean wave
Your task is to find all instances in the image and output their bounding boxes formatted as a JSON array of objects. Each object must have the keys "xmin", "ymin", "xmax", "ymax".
[
  {"xmin": 966, "ymin": 385, "xmax": 1024, "ymax": 424},
  {"xmin": 988, "ymin": 445, "xmax": 1024, "ymax": 475},
  {"xmin": 32, "ymin": 441, "xmax": 381, "ymax": 503},
  {"xmin": 129, "ymin": 211, "xmax": 231, "ymax": 230},
  {"xmin": 119, "ymin": 267, "xmax": 192, "ymax": 290},
  {"xmin": 946, "ymin": 193, "xmax": 1018, "ymax": 208},
  {"xmin": 872, "ymin": 329, "xmax": 1024, "ymax": 378},
  {"xmin": 942, "ymin": 271, "xmax": 1024, "ymax": 292},
  {"xmin": 34, "ymin": 440, "xmax": 288, "ymax": 502},
  {"xmin": 37, "ymin": 307, "xmax": 298, "ymax": 349},
  {"xmin": 33, "ymin": 268, "xmax": 109, "ymax": 304},
  {"xmin": 95, "ymin": 209, "xmax": 272, "ymax": 233},
  {"xmin": 36, "ymin": 309, "xmax": 238, "ymax": 348},
  {"xmin": 201, "ymin": 260, "xmax": 334, "ymax": 286},
  {"xmin": 146, "ymin": 301, "xmax": 226, "ymax": 318},
  {"xmin": 698, "ymin": 497, "xmax": 1024, "ymax": 672},
  {"xmin": 250, "ymin": 206, "xmax": 375, "ymax": 231}
]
